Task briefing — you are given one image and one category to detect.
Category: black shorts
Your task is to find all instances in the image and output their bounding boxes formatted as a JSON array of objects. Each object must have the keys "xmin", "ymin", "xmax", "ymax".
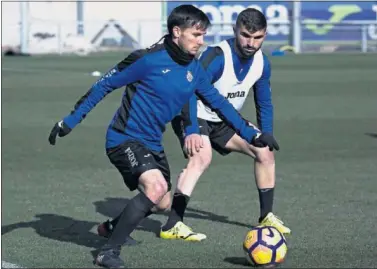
[
  {"xmin": 171, "ymin": 116, "xmax": 236, "ymax": 156},
  {"xmin": 106, "ymin": 140, "xmax": 171, "ymax": 191}
]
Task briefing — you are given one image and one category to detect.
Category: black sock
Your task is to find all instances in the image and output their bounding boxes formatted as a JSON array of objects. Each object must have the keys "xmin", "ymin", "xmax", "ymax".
[
  {"xmin": 106, "ymin": 192, "xmax": 155, "ymax": 247},
  {"xmin": 162, "ymin": 193, "xmax": 190, "ymax": 231},
  {"xmin": 110, "ymin": 210, "xmax": 153, "ymax": 229},
  {"xmin": 258, "ymin": 188, "xmax": 274, "ymax": 222}
]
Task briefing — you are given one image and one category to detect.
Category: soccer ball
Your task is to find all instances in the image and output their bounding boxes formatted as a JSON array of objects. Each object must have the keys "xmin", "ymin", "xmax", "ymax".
[{"xmin": 243, "ymin": 226, "xmax": 287, "ymax": 267}]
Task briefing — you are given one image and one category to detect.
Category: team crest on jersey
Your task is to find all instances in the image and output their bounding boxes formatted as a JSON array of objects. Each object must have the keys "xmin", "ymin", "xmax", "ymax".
[{"xmin": 186, "ymin": 71, "xmax": 193, "ymax": 82}]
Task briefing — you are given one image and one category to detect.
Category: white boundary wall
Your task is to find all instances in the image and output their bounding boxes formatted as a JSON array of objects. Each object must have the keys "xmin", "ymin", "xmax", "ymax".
[{"xmin": 2, "ymin": 1, "xmax": 163, "ymax": 50}]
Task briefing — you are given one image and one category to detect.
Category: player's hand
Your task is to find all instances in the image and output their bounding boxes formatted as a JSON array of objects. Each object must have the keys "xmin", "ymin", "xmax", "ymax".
[
  {"xmin": 48, "ymin": 120, "xmax": 72, "ymax": 145},
  {"xmin": 251, "ymin": 133, "xmax": 280, "ymax": 151},
  {"xmin": 184, "ymin": 134, "xmax": 204, "ymax": 156}
]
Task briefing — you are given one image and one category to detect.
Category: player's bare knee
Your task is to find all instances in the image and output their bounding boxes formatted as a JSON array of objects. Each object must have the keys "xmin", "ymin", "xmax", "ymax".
[
  {"xmin": 151, "ymin": 179, "xmax": 168, "ymax": 198},
  {"xmin": 141, "ymin": 174, "xmax": 168, "ymax": 203},
  {"xmin": 255, "ymin": 148, "xmax": 275, "ymax": 165},
  {"xmin": 187, "ymin": 151, "xmax": 212, "ymax": 172}
]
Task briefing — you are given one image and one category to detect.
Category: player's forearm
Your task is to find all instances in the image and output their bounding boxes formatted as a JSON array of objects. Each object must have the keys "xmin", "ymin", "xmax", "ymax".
[
  {"xmin": 254, "ymin": 76, "xmax": 273, "ymax": 133},
  {"xmin": 182, "ymin": 95, "xmax": 200, "ymax": 136},
  {"xmin": 256, "ymin": 103, "xmax": 273, "ymax": 134},
  {"xmin": 197, "ymin": 91, "xmax": 258, "ymax": 142},
  {"xmin": 216, "ymin": 100, "xmax": 259, "ymax": 142},
  {"xmin": 195, "ymin": 69, "xmax": 259, "ymax": 141}
]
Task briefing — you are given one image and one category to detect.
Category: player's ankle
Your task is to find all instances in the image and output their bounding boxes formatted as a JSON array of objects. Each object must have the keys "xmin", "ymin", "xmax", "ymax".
[
  {"xmin": 161, "ymin": 218, "xmax": 180, "ymax": 231},
  {"xmin": 259, "ymin": 213, "xmax": 270, "ymax": 223}
]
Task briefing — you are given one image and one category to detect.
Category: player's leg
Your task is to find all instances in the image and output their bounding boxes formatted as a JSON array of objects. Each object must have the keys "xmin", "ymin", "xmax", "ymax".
[
  {"xmin": 160, "ymin": 136, "xmax": 211, "ymax": 241},
  {"xmin": 98, "ymin": 187, "xmax": 171, "ymax": 244},
  {"xmin": 159, "ymin": 117, "xmax": 212, "ymax": 241},
  {"xmin": 161, "ymin": 120, "xmax": 236, "ymax": 241},
  {"xmin": 95, "ymin": 141, "xmax": 171, "ymax": 268},
  {"xmin": 224, "ymin": 133, "xmax": 275, "ymax": 214},
  {"xmin": 223, "ymin": 128, "xmax": 291, "ymax": 235},
  {"xmin": 102, "ymin": 184, "xmax": 172, "ymax": 229},
  {"xmin": 97, "ymin": 142, "xmax": 172, "ymax": 242},
  {"xmin": 175, "ymin": 135, "xmax": 212, "ymax": 196},
  {"xmin": 96, "ymin": 170, "xmax": 168, "ymax": 268},
  {"xmin": 146, "ymin": 148, "xmax": 173, "ymax": 213}
]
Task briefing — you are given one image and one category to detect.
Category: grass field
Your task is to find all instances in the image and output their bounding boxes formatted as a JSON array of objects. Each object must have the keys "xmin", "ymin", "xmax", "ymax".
[{"xmin": 2, "ymin": 52, "xmax": 377, "ymax": 268}]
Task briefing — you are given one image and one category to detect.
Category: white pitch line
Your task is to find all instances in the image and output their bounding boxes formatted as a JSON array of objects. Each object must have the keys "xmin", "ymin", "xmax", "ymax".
[{"xmin": 1, "ymin": 260, "xmax": 24, "ymax": 268}]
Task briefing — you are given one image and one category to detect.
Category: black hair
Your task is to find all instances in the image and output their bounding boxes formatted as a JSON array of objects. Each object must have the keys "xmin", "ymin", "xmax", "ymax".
[
  {"xmin": 167, "ymin": 4, "xmax": 211, "ymax": 35},
  {"xmin": 236, "ymin": 8, "xmax": 267, "ymax": 33}
]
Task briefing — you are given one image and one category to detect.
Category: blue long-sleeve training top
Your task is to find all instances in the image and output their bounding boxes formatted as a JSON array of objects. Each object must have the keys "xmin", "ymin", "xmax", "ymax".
[
  {"xmin": 183, "ymin": 38, "xmax": 273, "ymax": 134},
  {"xmin": 63, "ymin": 42, "xmax": 259, "ymax": 152}
]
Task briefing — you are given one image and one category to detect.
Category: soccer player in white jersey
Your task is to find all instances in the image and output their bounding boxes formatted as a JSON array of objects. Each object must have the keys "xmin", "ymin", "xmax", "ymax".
[{"xmin": 160, "ymin": 8, "xmax": 291, "ymax": 241}]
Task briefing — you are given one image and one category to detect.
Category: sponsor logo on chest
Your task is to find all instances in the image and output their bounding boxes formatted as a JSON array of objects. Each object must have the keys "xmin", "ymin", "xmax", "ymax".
[{"xmin": 226, "ymin": 90, "xmax": 246, "ymax": 99}]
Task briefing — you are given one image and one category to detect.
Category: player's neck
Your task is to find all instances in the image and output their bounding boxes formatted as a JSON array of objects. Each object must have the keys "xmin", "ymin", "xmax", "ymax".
[{"xmin": 164, "ymin": 35, "xmax": 194, "ymax": 65}]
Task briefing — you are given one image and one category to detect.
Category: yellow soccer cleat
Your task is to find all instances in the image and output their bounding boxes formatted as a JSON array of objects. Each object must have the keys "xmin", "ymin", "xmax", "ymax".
[
  {"xmin": 259, "ymin": 212, "xmax": 291, "ymax": 235},
  {"xmin": 160, "ymin": 221, "xmax": 207, "ymax": 242}
]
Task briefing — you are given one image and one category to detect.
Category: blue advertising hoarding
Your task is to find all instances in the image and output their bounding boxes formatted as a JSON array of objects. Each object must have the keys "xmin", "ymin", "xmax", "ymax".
[{"xmin": 166, "ymin": 1, "xmax": 377, "ymax": 43}]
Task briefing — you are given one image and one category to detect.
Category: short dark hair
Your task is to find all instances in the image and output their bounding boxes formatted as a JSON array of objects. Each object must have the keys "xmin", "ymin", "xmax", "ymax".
[
  {"xmin": 236, "ymin": 8, "xmax": 267, "ymax": 33},
  {"xmin": 167, "ymin": 5, "xmax": 211, "ymax": 35}
]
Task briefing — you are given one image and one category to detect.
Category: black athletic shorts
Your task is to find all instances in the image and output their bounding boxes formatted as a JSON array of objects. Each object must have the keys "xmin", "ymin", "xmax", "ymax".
[
  {"xmin": 106, "ymin": 140, "xmax": 171, "ymax": 191},
  {"xmin": 171, "ymin": 116, "xmax": 236, "ymax": 156}
]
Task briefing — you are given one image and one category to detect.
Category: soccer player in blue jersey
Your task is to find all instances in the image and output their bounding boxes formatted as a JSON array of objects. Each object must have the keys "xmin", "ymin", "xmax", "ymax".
[
  {"xmin": 48, "ymin": 5, "xmax": 278, "ymax": 268},
  {"xmin": 160, "ymin": 8, "xmax": 290, "ymax": 241}
]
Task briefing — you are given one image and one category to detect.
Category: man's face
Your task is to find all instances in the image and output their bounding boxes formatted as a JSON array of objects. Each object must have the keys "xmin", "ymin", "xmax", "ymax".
[
  {"xmin": 173, "ymin": 25, "xmax": 206, "ymax": 56},
  {"xmin": 234, "ymin": 24, "xmax": 266, "ymax": 58}
]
